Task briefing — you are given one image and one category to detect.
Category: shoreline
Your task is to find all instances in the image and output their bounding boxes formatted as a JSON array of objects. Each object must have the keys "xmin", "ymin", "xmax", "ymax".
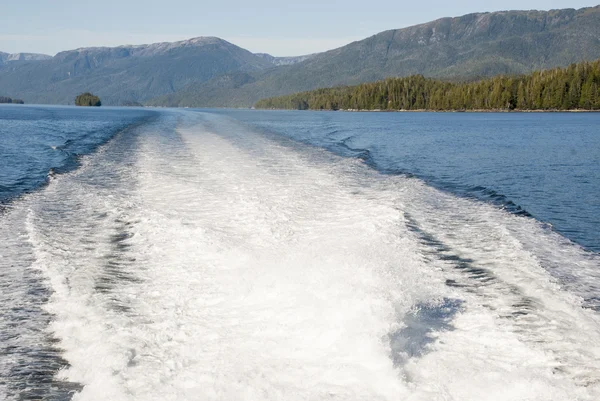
[{"xmin": 254, "ymin": 108, "xmax": 600, "ymax": 113}]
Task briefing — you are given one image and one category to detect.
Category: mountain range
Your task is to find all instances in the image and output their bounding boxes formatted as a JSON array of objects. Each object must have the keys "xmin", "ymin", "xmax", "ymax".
[
  {"xmin": 2, "ymin": 5, "xmax": 600, "ymax": 107},
  {"xmin": 0, "ymin": 52, "xmax": 52, "ymax": 64}
]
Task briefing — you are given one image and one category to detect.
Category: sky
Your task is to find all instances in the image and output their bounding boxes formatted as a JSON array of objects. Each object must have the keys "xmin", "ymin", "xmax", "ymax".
[{"xmin": 1, "ymin": 1, "xmax": 598, "ymax": 56}]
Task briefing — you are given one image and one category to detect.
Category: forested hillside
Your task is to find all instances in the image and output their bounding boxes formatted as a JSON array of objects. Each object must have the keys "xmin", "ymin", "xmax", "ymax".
[
  {"xmin": 153, "ymin": 6, "xmax": 600, "ymax": 107},
  {"xmin": 255, "ymin": 60, "xmax": 600, "ymax": 111}
]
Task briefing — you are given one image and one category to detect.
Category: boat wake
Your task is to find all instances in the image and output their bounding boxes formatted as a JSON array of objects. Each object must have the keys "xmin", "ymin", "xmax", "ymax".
[{"xmin": 1, "ymin": 110, "xmax": 599, "ymax": 400}]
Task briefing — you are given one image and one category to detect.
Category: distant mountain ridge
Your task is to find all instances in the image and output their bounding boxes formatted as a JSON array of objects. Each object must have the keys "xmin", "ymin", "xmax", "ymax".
[
  {"xmin": 153, "ymin": 5, "xmax": 600, "ymax": 107},
  {"xmin": 2, "ymin": 6, "xmax": 600, "ymax": 106},
  {"xmin": 254, "ymin": 53, "xmax": 317, "ymax": 66},
  {"xmin": 0, "ymin": 37, "xmax": 273, "ymax": 105},
  {"xmin": 59, "ymin": 36, "xmax": 236, "ymax": 59},
  {"xmin": 0, "ymin": 52, "xmax": 51, "ymax": 64}
]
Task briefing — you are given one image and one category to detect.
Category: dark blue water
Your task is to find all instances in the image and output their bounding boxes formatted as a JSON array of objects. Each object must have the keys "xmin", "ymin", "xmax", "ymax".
[
  {"xmin": 217, "ymin": 110, "xmax": 600, "ymax": 253},
  {"xmin": 0, "ymin": 105, "xmax": 155, "ymax": 205}
]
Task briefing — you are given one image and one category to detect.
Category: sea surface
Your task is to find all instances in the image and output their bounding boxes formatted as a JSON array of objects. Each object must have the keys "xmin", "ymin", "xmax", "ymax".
[{"xmin": 1, "ymin": 104, "xmax": 599, "ymax": 401}]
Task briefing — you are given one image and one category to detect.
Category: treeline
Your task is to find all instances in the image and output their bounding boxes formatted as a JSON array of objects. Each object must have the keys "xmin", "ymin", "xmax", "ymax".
[
  {"xmin": 0, "ymin": 96, "xmax": 24, "ymax": 104},
  {"xmin": 255, "ymin": 59, "xmax": 600, "ymax": 111},
  {"xmin": 120, "ymin": 100, "xmax": 143, "ymax": 107}
]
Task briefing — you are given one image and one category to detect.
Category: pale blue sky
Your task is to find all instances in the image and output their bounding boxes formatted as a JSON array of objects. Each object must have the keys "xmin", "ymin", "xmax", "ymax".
[{"xmin": 2, "ymin": 1, "xmax": 597, "ymax": 56}]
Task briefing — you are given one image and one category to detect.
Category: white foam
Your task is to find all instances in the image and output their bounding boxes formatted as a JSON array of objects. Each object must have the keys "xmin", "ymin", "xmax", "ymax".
[{"xmin": 10, "ymin": 110, "xmax": 600, "ymax": 400}]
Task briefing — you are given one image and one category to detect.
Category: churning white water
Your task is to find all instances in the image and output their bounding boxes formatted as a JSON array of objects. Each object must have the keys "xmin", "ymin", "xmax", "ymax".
[{"xmin": 2, "ymin": 110, "xmax": 600, "ymax": 400}]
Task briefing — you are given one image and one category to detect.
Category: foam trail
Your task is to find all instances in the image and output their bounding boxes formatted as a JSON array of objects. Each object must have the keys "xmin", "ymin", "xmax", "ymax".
[{"xmin": 7, "ymin": 110, "xmax": 600, "ymax": 400}]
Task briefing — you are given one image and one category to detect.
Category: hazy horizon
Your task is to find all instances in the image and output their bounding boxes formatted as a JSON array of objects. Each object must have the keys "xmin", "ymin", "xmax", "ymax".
[{"xmin": 2, "ymin": 0, "xmax": 598, "ymax": 57}]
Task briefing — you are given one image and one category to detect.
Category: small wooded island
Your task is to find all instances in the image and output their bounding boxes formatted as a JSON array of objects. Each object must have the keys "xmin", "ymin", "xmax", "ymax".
[
  {"xmin": 75, "ymin": 93, "xmax": 102, "ymax": 107},
  {"xmin": 0, "ymin": 96, "xmax": 24, "ymax": 104}
]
